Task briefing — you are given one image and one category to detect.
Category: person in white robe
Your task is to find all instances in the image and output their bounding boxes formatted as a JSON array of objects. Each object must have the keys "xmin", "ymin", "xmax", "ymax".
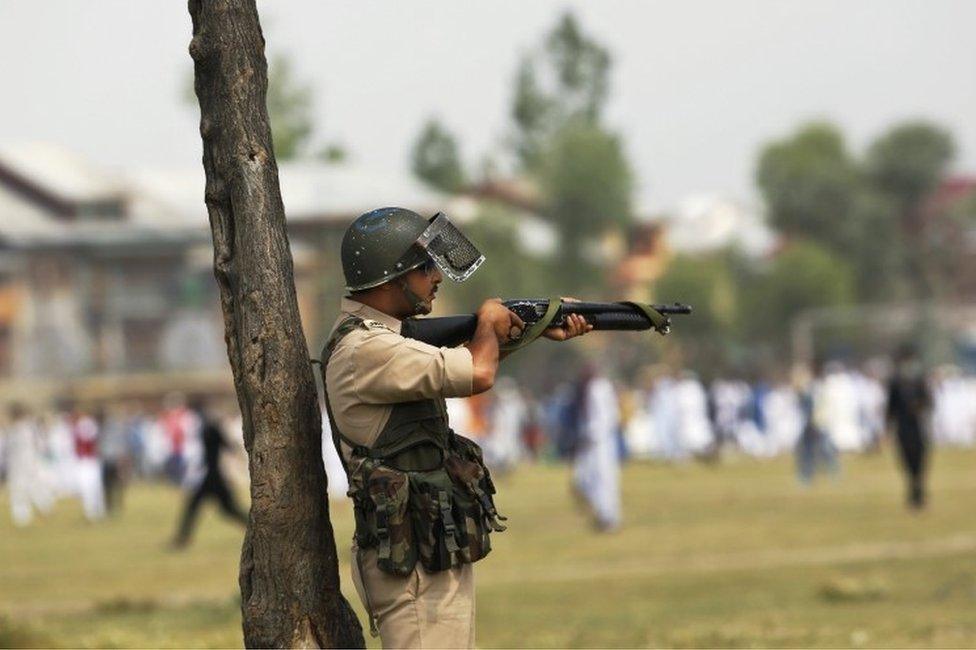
[
  {"xmin": 649, "ymin": 373, "xmax": 682, "ymax": 460},
  {"xmin": 931, "ymin": 367, "xmax": 976, "ymax": 447},
  {"xmin": 763, "ymin": 382, "xmax": 803, "ymax": 455},
  {"xmin": 572, "ymin": 368, "xmax": 622, "ymax": 532},
  {"xmin": 42, "ymin": 409, "xmax": 79, "ymax": 499},
  {"xmin": 674, "ymin": 371, "xmax": 714, "ymax": 455},
  {"xmin": 5, "ymin": 404, "xmax": 54, "ymax": 527},
  {"xmin": 482, "ymin": 377, "xmax": 525, "ymax": 473},
  {"xmin": 819, "ymin": 364, "xmax": 865, "ymax": 452},
  {"xmin": 623, "ymin": 387, "xmax": 655, "ymax": 460}
]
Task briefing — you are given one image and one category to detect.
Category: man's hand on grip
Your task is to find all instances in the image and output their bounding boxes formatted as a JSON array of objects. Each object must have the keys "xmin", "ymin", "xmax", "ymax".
[{"xmin": 477, "ymin": 298, "xmax": 525, "ymax": 343}]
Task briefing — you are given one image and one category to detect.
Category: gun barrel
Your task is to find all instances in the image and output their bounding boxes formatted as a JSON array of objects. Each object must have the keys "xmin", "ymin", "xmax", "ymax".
[
  {"xmin": 510, "ymin": 300, "xmax": 691, "ymax": 315},
  {"xmin": 582, "ymin": 311, "xmax": 657, "ymax": 330},
  {"xmin": 652, "ymin": 302, "xmax": 693, "ymax": 315}
]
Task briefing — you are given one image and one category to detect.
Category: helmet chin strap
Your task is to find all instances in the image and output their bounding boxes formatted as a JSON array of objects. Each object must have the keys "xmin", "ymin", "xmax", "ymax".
[{"xmin": 398, "ymin": 279, "xmax": 428, "ymax": 316}]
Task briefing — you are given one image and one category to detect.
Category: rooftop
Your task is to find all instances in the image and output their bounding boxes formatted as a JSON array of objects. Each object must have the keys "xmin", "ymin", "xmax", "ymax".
[{"xmin": 0, "ymin": 143, "xmax": 446, "ymax": 248}]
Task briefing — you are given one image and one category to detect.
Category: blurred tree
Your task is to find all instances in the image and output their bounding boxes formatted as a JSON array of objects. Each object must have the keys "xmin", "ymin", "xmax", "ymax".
[
  {"xmin": 755, "ymin": 122, "xmax": 861, "ymax": 253},
  {"xmin": 411, "ymin": 117, "xmax": 466, "ymax": 193},
  {"xmin": 865, "ymin": 121, "xmax": 956, "ymax": 297},
  {"xmin": 538, "ymin": 122, "xmax": 633, "ymax": 292},
  {"xmin": 655, "ymin": 251, "xmax": 742, "ymax": 367},
  {"xmin": 545, "ymin": 12, "xmax": 611, "ymax": 121},
  {"xmin": 740, "ymin": 240, "xmax": 856, "ymax": 349},
  {"xmin": 927, "ymin": 186, "xmax": 976, "ymax": 299},
  {"xmin": 317, "ymin": 142, "xmax": 348, "ymax": 164},
  {"xmin": 843, "ymin": 189, "xmax": 910, "ymax": 301},
  {"xmin": 754, "ymin": 120, "xmax": 960, "ymax": 302},
  {"xmin": 508, "ymin": 11, "xmax": 632, "ymax": 295},
  {"xmin": 510, "ymin": 12, "xmax": 611, "ymax": 170},
  {"xmin": 510, "ymin": 57, "xmax": 553, "ymax": 171},
  {"xmin": 866, "ymin": 121, "xmax": 955, "ymax": 214},
  {"xmin": 655, "ymin": 243, "xmax": 856, "ymax": 365}
]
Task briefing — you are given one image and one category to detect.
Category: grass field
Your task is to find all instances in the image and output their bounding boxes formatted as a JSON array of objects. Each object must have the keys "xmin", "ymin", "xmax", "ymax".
[{"xmin": 2, "ymin": 448, "xmax": 976, "ymax": 648}]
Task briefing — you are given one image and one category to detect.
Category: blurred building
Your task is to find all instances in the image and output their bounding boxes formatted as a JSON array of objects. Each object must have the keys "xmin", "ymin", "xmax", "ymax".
[
  {"xmin": 609, "ymin": 196, "xmax": 775, "ymax": 302},
  {"xmin": 0, "ymin": 143, "xmax": 442, "ymax": 400},
  {"xmin": 608, "ymin": 222, "xmax": 669, "ymax": 302},
  {"xmin": 467, "ymin": 180, "xmax": 778, "ymax": 303},
  {"xmin": 652, "ymin": 195, "xmax": 775, "ymax": 257}
]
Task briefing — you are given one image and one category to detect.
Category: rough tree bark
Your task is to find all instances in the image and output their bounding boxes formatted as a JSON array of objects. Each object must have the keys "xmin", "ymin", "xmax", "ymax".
[{"xmin": 187, "ymin": 1, "xmax": 364, "ymax": 647}]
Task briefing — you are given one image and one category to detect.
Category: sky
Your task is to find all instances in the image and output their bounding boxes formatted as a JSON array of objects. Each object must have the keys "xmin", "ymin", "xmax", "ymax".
[{"xmin": 1, "ymin": 0, "xmax": 974, "ymax": 213}]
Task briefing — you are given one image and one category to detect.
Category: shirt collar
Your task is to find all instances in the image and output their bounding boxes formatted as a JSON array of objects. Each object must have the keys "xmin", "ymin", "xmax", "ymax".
[{"xmin": 340, "ymin": 297, "xmax": 402, "ymax": 333}]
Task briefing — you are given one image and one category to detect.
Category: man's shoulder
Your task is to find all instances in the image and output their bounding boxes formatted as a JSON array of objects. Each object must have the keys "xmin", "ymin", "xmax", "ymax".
[
  {"xmin": 329, "ymin": 316, "xmax": 402, "ymax": 355},
  {"xmin": 360, "ymin": 318, "xmax": 396, "ymax": 333},
  {"xmin": 329, "ymin": 311, "xmax": 400, "ymax": 335}
]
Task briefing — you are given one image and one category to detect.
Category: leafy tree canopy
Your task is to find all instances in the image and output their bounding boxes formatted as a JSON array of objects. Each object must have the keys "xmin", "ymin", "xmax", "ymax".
[
  {"xmin": 656, "ymin": 252, "xmax": 739, "ymax": 344},
  {"xmin": 755, "ymin": 121, "xmax": 860, "ymax": 249},
  {"xmin": 510, "ymin": 12, "xmax": 612, "ymax": 170},
  {"xmin": 740, "ymin": 240, "xmax": 856, "ymax": 345},
  {"xmin": 411, "ymin": 117, "xmax": 466, "ymax": 193},
  {"xmin": 755, "ymin": 119, "xmax": 959, "ymax": 303},
  {"xmin": 538, "ymin": 121, "xmax": 633, "ymax": 292},
  {"xmin": 505, "ymin": 12, "xmax": 632, "ymax": 296},
  {"xmin": 866, "ymin": 121, "xmax": 955, "ymax": 212}
]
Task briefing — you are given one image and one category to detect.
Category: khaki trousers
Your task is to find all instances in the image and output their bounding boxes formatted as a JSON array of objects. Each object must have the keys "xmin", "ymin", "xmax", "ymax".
[{"xmin": 351, "ymin": 546, "xmax": 475, "ymax": 649}]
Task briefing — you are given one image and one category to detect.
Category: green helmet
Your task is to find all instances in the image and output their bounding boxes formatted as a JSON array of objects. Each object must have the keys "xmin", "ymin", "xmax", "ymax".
[
  {"xmin": 342, "ymin": 207, "xmax": 428, "ymax": 291},
  {"xmin": 341, "ymin": 207, "xmax": 485, "ymax": 292}
]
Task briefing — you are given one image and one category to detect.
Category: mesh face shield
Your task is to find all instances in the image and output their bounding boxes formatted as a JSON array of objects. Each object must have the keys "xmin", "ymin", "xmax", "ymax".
[{"xmin": 414, "ymin": 212, "xmax": 485, "ymax": 282}]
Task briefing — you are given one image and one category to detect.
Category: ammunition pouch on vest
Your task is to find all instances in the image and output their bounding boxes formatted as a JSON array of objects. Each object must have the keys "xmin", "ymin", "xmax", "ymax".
[{"xmin": 320, "ymin": 316, "xmax": 506, "ymax": 577}]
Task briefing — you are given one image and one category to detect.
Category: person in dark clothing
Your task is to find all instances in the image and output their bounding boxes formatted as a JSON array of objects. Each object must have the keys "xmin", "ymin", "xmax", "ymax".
[
  {"xmin": 886, "ymin": 344, "xmax": 932, "ymax": 510},
  {"xmin": 171, "ymin": 401, "xmax": 247, "ymax": 547}
]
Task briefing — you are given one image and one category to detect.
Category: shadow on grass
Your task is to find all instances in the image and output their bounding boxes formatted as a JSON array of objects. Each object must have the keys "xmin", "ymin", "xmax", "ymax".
[
  {"xmin": 0, "ymin": 615, "xmax": 52, "ymax": 649},
  {"xmin": 819, "ymin": 575, "xmax": 890, "ymax": 603},
  {"xmin": 94, "ymin": 597, "xmax": 161, "ymax": 615},
  {"xmin": 1, "ymin": 597, "xmax": 243, "ymax": 649}
]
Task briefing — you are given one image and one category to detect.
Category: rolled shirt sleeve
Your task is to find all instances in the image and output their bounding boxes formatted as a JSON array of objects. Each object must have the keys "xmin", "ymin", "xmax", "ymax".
[{"xmin": 352, "ymin": 329, "xmax": 474, "ymax": 403}]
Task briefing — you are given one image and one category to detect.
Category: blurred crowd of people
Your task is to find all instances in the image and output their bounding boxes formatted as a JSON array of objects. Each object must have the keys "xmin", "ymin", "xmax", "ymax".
[
  {"xmin": 444, "ymin": 362, "xmax": 975, "ymax": 467},
  {"xmin": 442, "ymin": 354, "xmax": 976, "ymax": 526},
  {"xmin": 0, "ymin": 394, "xmax": 246, "ymax": 536},
  {"xmin": 5, "ymin": 355, "xmax": 974, "ymax": 530}
]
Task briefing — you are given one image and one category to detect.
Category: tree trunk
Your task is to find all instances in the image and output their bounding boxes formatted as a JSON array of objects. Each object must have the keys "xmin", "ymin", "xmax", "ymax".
[{"xmin": 187, "ymin": 1, "xmax": 364, "ymax": 647}]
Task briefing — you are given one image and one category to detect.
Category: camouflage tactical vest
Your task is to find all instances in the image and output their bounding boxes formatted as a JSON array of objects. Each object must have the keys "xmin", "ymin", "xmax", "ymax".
[{"xmin": 320, "ymin": 316, "xmax": 507, "ymax": 577}]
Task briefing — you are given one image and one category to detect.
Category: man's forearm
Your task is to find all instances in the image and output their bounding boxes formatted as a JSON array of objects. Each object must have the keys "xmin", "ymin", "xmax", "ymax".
[{"xmin": 465, "ymin": 319, "xmax": 500, "ymax": 393}]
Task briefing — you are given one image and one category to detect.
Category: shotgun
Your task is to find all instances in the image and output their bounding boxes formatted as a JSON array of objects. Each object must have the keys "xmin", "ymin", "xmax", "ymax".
[{"xmin": 399, "ymin": 299, "xmax": 692, "ymax": 349}]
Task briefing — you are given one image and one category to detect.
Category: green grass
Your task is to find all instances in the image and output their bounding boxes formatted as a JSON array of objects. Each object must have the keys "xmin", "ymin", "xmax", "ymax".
[{"xmin": 2, "ymin": 448, "xmax": 976, "ymax": 648}]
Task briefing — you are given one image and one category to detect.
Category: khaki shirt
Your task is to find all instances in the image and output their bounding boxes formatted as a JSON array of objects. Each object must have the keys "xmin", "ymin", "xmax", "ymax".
[{"xmin": 324, "ymin": 297, "xmax": 474, "ymax": 455}]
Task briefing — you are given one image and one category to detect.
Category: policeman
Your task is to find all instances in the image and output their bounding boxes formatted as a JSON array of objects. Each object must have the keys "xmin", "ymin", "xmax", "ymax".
[{"xmin": 321, "ymin": 207, "xmax": 589, "ymax": 648}]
